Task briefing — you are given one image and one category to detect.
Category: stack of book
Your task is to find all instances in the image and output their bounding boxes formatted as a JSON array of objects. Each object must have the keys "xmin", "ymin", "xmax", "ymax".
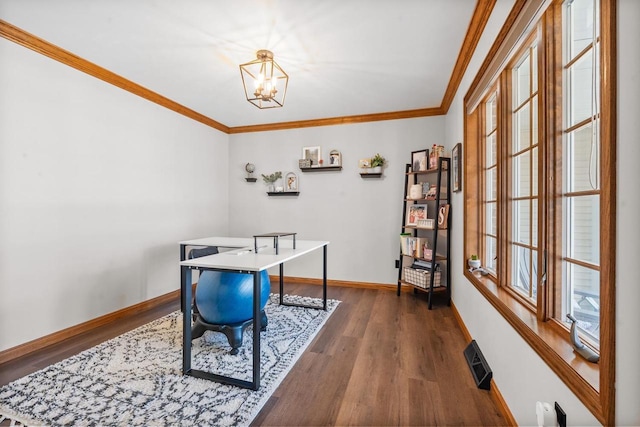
[
  {"xmin": 412, "ymin": 260, "xmax": 439, "ymax": 270},
  {"xmin": 400, "ymin": 234, "xmax": 428, "ymax": 258}
]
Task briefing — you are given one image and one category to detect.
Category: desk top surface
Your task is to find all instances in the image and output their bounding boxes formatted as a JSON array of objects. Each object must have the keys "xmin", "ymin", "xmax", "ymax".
[{"xmin": 179, "ymin": 237, "xmax": 329, "ymax": 271}]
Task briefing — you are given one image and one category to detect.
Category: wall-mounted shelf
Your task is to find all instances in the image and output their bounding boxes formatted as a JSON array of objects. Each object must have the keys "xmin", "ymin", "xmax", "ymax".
[
  {"xmin": 267, "ymin": 192, "xmax": 300, "ymax": 196},
  {"xmin": 245, "ymin": 177, "xmax": 257, "ymax": 182},
  {"xmin": 299, "ymin": 166, "xmax": 342, "ymax": 172},
  {"xmin": 360, "ymin": 173, "xmax": 382, "ymax": 178}
]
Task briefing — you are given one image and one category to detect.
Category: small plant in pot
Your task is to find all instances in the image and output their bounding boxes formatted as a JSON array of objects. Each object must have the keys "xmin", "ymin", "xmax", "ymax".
[
  {"xmin": 261, "ymin": 171, "xmax": 282, "ymax": 192},
  {"xmin": 468, "ymin": 254, "xmax": 481, "ymax": 269},
  {"xmin": 370, "ymin": 153, "xmax": 386, "ymax": 173}
]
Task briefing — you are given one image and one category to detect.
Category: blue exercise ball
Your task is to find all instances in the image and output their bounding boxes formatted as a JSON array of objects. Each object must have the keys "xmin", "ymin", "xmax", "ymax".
[{"xmin": 195, "ymin": 270, "xmax": 271, "ymax": 325}]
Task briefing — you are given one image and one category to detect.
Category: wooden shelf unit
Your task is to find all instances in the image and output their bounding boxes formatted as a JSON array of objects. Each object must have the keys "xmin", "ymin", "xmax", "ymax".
[{"xmin": 397, "ymin": 157, "xmax": 451, "ymax": 309}]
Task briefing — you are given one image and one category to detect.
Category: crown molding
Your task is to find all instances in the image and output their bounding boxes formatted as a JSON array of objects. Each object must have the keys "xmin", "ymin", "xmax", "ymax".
[{"xmin": 1, "ymin": 0, "xmax": 494, "ymax": 134}]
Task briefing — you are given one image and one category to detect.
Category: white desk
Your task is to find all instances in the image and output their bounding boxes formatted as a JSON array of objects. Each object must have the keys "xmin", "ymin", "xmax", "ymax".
[{"xmin": 179, "ymin": 237, "xmax": 329, "ymax": 390}]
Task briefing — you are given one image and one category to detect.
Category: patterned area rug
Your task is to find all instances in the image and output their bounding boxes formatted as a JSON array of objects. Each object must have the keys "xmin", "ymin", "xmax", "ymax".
[{"xmin": 0, "ymin": 294, "xmax": 339, "ymax": 426}]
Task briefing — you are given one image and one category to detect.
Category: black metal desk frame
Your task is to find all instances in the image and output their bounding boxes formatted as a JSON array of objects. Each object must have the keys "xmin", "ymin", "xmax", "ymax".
[{"xmin": 179, "ymin": 241, "xmax": 327, "ymax": 390}]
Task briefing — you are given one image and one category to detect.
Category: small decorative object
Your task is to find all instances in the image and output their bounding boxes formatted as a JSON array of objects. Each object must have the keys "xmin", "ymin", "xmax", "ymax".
[
  {"xmin": 299, "ymin": 159, "xmax": 311, "ymax": 168},
  {"xmin": 425, "ymin": 185, "xmax": 437, "ymax": 199},
  {"xmin": 261, "ymin": 171, "xmax": 282, "ymax": 193},
  {"xmin": 319, "ymin": 159, "xmax": 324, "ymax": 166},
  {"xmin": 302, "ymin": 146, "xmax": 321, "ymax": 166},
  {"xmin": 430, "ymin": 144, "xmax": 445, "ymax": 169},
  {"xmin": 329, "ymin": 150, "xmax": 341, "ymax": 166},
  {"xmin": 452, "ymin": 143, "xmax": 462, "ymax": 192},
  {"xmin": 245, "ymin": 163, "xmax": 257, "ymax": 182},
  {"xmin": 406, "ymin": 204, "xmax": 428, "ymax": 226},
  {"xmin": 417, "ymin": 218, "xmax": 435, "ymax": 229},
  {"xmin": 468, "ymin": 255, "xmax": 481, "ymax": 269},
  {"xmin": 370, "ymin": 153, "xmax": 386, "ymax": 173},
  {"xmin": 411, "ymin": 149, "xmax": 428, "ymax": 172},
  {"xmin": 437, "ymin": 204, "xmax": 450, "ymax": 229},
  {"xmin": 409, "ymin": 184, "xmax": 423, "ymax": 200},
  {"xmin": 285, "ymin": 172, "xmax": 298, "ymax": 191}
]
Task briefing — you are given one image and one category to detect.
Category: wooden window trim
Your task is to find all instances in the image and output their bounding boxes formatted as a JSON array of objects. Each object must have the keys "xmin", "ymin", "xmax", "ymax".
[{"xmin": 462, "ymin": 1, "xmax": 615, "ymax": 424}]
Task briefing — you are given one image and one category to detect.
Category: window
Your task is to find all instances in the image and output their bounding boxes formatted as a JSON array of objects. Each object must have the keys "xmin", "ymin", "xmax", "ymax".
[
  {"xmin": 483, "ymin": 90, "xmax": 498, "ymax": 275},
  {"xmin": 463, "ymin": 0, "xmax": 615, "ymax": 424},
  {"xmin": 509, "ymin": 39, "xmax": 539, "ymax": 304},
  {"xmin": 560, "ymin": 0, "xmax": 601, "ymax": 345}
]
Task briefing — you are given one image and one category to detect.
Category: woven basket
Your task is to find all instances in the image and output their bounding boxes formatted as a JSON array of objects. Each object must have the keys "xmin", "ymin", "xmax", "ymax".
[{"xmin": 403, "ymin": 267, "xmax": 442, "ymax": 289}]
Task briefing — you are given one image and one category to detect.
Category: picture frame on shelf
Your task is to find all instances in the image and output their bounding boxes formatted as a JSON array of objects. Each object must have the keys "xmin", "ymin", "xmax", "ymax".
[
  {"xmin": 421, "ymin": 182, "xmax": 431, "ymax": 197},
  {"xmin": 329, "ymin": 150, "xmax": 341, "ymax": 166},
  {"xmin": 285, "ymin": 172, "xmax": 298, "ymax": 191},
  {"xmin": 411, "ymin": 149, "xmax": 429, "ymax": 172},
  {"xmin": 302, "ymin": 146, "xmax": 321, "ymax": 167},
  {"xmin": 358, "ymin": 158, "xmax": 371, "ymax": 168},
  {"xmin": 452, "ymin": 143, "xmax": 462, "ymax": 192},
  {"xmin": 406, "ymin": 204, "xmax": 428, "ymax": 226}
]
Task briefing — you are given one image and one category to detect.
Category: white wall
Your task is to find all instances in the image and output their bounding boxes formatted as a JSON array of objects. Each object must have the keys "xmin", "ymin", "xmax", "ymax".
[
  {"xmin": 0, "ymin": 38, "xmax": 229, "ymax": 351},
  {"xmin": 228, "ymin": 118, "xmax": 444, "ymax": 283},
  {"xmin": 443, "ymin": 0, "xmax": 640, "ymax": 425}
]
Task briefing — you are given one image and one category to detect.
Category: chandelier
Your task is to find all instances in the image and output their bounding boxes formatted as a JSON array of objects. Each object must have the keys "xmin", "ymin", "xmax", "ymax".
[{"xmin": 239, "ymin": 49, "xmax": 289, "ymax": 109}]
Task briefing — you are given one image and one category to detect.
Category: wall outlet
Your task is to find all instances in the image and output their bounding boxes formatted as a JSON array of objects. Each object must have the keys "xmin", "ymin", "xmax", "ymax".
[{"xmin": 555, "ymin": 402, "xmax": 566, "ymax": 427}]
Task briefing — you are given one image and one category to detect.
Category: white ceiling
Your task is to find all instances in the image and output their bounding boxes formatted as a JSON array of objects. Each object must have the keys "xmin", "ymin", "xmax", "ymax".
[{"xmin": 0, "ymin": 0, "xmax": 476, "ymax": 128}]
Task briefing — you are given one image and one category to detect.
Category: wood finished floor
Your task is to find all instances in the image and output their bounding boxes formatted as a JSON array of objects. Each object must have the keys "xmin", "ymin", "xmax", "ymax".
[{"xmin": 0, "ymin": 283, "xmax": 506, "ymax": 426}]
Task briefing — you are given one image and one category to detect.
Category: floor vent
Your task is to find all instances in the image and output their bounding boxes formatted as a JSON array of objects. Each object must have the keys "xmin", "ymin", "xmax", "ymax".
[{"xmin": 463, "ymin": 340, "xmax": 492, "ymax": 390}]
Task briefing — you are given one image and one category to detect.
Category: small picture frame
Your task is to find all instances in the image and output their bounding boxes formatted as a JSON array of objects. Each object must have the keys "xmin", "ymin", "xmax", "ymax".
[
  {"xmin": 285, "ymin": 172, "xmax": 298, "ymax": 191},
  {"xmin": 421, "ymin": 182, "xmax": 430, "ymax": 197},
  {"xmin": 411, "ymin": 149, "xmax": 429, "ymax": 172},
  {"xmin": 329, "ymin": 149, "xmax": 341, "ymax": 166},
  {"xmin": 358, "ymin": 158, "xmax": 371, "ymax": 168},
  {"xmin": 406, "ymin": 204, "xmax": 428, "ymax": 226},
  {"xmin": 302, "ymin": 146, "xmax": 321, "ymax": 166},
  {"xmin": 452, "ymin": 143, "xmax": 462, "ymax": 192}
]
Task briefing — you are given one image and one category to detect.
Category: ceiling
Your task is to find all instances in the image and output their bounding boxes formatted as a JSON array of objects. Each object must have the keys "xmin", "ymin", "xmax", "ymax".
[{"xmin": 0, "ymin": 1, "xmax": 482, "ymax": 130}]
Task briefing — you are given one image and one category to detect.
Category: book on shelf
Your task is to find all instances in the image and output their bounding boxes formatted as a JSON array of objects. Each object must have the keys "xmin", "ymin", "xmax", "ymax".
[
  {"xmin": 400, "ymin": 235, "xmax": 427, "ymax": 257},
  {"xmin": 411, "ymin": 261, "xmax": 440, "ymax": 271}
]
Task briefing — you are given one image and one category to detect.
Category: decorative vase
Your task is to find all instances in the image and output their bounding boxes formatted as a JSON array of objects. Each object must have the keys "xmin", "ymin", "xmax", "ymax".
[
  {"xmin": 268, "ymin": 184, "xmax": 275, "ymax": 192},
  {"xmin": 468, "ymin": 258, "xmax": 481, "ymax": 269},
  {"xmin": 372, "ymin": 166, "xmax": 382, "ymax": 173},
  {"xmin": 409, "ymin": 184, "xmax": 423, "ymax": 199}
]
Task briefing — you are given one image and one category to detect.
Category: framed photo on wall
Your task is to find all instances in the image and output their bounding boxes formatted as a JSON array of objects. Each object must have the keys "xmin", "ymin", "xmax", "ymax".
[
  {"xmin": 411, "ymin": 149, "xmax": 429, "ymax": 172},
  {"xmin": 452, "ymin": 143, "xmax": 462, "ymax": 192},
  {"xmin": 302, "ymin": 146, "xmax": 321, "ymax": 166}
]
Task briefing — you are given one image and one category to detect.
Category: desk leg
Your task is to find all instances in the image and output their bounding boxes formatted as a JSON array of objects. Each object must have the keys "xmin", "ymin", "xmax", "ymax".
[
  {"xmin": 252, "ymin": 271, "xmax": 261, "ymax": 390},
  {"xmin": 181, "ymin": 266, "xmax": 192, "ymax": 375},
  {"xmin": 279, "ymin": 263, "xmax": 284, "ymax": 305},
  {"xmin": 323, "ymin": 244, "xmax": 327, "ymax": 310},
  {"xmin": 180, "ymin": 245, "xmax": 187, "ymax": 312}
]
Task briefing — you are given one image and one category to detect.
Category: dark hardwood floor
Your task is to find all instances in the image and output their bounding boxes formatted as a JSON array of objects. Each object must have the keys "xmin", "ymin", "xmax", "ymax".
[{"xmin": 0, "ymin": 283, "xmax": 506, "ymax": 426}]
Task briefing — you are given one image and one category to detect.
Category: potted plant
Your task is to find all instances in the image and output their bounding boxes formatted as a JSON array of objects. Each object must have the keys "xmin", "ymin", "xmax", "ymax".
[
  {"xmin": 468, "ymin": 254, "xmax": 481, "ymax": 270},
  {"xmin": 370, "ymin": 153, "xmax": 386, "ymax": 173},
  {"xmin": 261, "ymin": 171, "xmax": 282, "ymax": 192}
]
